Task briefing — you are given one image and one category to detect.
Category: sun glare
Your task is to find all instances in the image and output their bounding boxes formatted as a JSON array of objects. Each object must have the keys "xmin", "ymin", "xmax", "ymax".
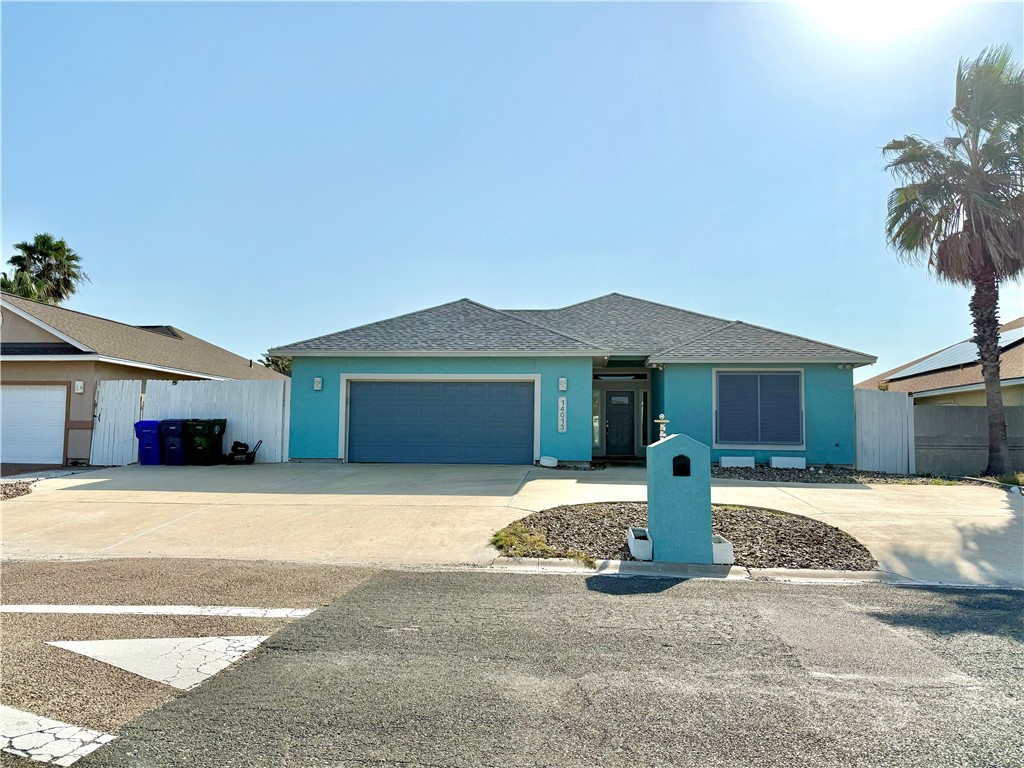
[{"xmin": 801, "ymin": 0, "xmax": 961, "ymax": 43}]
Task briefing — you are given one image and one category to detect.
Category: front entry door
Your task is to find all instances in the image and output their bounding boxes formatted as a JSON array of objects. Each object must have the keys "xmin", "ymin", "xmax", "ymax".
[{"xmin": 605, "ymin": 391, "xmax": 635, "ymax": 456}]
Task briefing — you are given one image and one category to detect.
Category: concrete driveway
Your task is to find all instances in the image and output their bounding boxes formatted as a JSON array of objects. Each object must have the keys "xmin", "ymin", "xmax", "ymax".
[
  {"xmin": 1, "ymin": 463, "xmax": 537, "ymax": 565},
  {"xmin": 2, "ymin": 463, "xmax": 1020, "ymax": 587}
]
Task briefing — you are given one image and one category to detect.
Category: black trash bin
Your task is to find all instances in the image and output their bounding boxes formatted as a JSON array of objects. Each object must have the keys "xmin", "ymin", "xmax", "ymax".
[
  {"xmin": 185, "ymin": 419, "xmax": 227, "ymax": 465},
  {"xmin": 159, "ymin": 420, "xmax": 189, "ymax": 466}
]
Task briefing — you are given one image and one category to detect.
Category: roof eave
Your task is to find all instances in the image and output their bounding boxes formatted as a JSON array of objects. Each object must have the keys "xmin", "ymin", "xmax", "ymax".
[
  {"xmin": 911, "ymin": 377, "xmax": 1024, "ymax": 399},
  {"xmin": 0, "ymin": 353, "xmax": 229, "ymax": 379},
  {"xmin": 646, "ymin": 355, "xmax": 878, "ymax": 367},
  {"xmin": 1, "ymin": 297, "xmax": 95, "ymax": 352},
  {"xmin": 266, "ymin": 348, "xmax": 603, "ymax": 358}
]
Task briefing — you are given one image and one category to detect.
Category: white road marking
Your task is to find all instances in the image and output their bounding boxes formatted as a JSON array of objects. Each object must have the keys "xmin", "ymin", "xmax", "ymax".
[
  {"xmin": 0, "ymin": 604, "xmax": 314, "ymax": 617},
  {"xmin": 48, "ymin": 635, "xmax": 270, "ymax": 690},
  {"xmin": 1, "ymin": 704, "xmax": 115, "ymax": 766}
]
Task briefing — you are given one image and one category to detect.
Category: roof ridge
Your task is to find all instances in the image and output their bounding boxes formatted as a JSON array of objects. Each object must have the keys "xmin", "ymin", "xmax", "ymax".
[
  {"xmin": 273, "ymin": 299, "xmax": 479, "ymax": 350},
  {"xmin": 273, "ymin": 298, "xmax": 603, "ymax": 353},
  {"xmin": 507, "ymin": 293, "xmax": 731, "ymax": 324},
  {"xmin": 650, "ymin": 320, "xmax": 739, "ymax": 357},
  {"xmin": 597, "ymin": 293, "xmax": 733, "ymax": 324},
  {"xmin": 485, "ymin": 302, "xmax": 603, "ymax": 348},
  {"xmin": 1, "ymin": 291, "xmax": 180, "ymax": 339}
]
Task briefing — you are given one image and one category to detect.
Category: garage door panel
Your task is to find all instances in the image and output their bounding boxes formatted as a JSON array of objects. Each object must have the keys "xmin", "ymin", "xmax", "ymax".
[
  {"xmin": 348, "ymin": 381, "xmax": 534, "ymax": 464},
  {"xmin": 1, "ymin": 385, "xmax": 67, "ymax": 464}
]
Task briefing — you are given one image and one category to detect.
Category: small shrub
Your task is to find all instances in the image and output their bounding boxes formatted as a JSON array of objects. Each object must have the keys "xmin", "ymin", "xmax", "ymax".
[
  {"xmin": 996, "ymin": 471, "xmax": 1024, "ymax": 487},
  {"xmin": 490, "ymin": 523, "xmax": 555, "ymax": 559},
  {"xmin": 490, "ymin": 523, "xmax": 598, "ymax": 568},
  {"xmin": 565, "ymin": 549, "xmax": 597, "ymax": 569}
]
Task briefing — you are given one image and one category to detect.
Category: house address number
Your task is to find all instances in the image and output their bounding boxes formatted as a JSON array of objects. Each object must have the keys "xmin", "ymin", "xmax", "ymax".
[{"xmin": 557, "ymin": 396, "xmax": 567, "ymax": 433}]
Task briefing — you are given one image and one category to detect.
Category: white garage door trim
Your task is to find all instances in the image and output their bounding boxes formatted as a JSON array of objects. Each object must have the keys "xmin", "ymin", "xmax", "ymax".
[
  {"xmin": 1, "ymin": 384, "xmax": 68, "ymax": 464},
  {"xmin": 338, "ymin": 374, "xmax": 541, "ymax": 462}
]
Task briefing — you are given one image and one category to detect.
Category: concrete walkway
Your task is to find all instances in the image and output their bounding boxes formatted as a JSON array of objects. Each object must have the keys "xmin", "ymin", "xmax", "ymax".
[
  {"xmin": 710, "ymin": 480, "xmax": 1023, "ymax": 589},
  {"xmin": 2, "ymin": 463, "xmax": 1020, "ymax": 587}
]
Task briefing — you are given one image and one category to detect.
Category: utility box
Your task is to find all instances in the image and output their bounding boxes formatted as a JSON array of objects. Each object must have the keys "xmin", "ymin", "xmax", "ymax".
[{"xmin": 646, "ymin": 433, "xmax": 713, "ymax": 564}]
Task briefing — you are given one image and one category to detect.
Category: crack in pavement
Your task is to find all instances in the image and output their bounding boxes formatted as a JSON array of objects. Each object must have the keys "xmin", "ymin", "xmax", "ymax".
[{"xmin": 1, "ymin": 705, "xmax": 116, "ymax": 766}]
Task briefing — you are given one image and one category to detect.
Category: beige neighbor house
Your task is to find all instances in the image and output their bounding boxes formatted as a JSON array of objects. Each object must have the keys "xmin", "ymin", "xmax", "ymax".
[
  {"xmin": 1, "ymin": 292, "xmax": 285, "ymax": 466},
  {"xmin": 857, "ymin": 317, "xmax": 1024, "ymax": 406}
]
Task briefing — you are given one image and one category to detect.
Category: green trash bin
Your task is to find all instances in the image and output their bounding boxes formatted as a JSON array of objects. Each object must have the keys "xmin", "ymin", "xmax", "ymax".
[{"xmin": 184, "ymin": 419, "xmax": 227, "ymax": 465}]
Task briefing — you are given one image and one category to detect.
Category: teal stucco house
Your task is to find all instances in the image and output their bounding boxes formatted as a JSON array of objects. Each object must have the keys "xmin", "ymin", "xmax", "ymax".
[{"xmin": 269, "ymin": 294, "xmax": 875, "ymax": 466}]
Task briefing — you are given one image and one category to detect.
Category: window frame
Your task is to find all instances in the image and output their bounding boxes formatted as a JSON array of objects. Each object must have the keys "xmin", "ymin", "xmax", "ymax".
[{"xmin": 712, "ymin": 368, "xmax": 805, "ymax": 450}]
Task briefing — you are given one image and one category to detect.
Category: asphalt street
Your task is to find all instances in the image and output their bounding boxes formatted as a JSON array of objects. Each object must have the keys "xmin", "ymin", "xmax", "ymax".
[{"xmin": 81, "ymin": 571, "xmax": 1023, "ymax": 768}]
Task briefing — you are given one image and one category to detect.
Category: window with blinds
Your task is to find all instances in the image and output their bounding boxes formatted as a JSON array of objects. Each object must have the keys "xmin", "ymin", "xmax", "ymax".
[{"xmin": 716, "ymin": 372, "xmax": 802, "ymax": 445}]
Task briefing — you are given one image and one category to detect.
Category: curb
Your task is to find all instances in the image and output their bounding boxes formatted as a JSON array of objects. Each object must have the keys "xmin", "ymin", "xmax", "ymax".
[
  {"xmin": 963, "ymin": 476, "xmax": 1024, "ymax": 493},
  {"xmin": 746, "ymin": 568, "xmax": 915, "ymax": 585},
  {"xmin": 490, "ymin": 557, "xmax": 746, "ymax": 580},
  {"xmin": 488, "ymin": 557, "xmax": 1023, "ymax": 590}
]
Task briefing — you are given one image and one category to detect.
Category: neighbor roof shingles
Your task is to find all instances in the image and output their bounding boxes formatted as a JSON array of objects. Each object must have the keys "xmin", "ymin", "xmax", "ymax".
[
  {"xmin": 856, "ymin": 317, "xmax": 1024, "ymax": 395},
  {"xmin": 2, "ymin": 293, "xmax": 285, "ymax": 380}
]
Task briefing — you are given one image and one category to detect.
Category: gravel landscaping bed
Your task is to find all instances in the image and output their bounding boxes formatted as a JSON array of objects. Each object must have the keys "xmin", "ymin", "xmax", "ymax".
[
  {"xmin": 711, "ymin": 465, "xmax": 974, "ymax": 485},
  {"xmin": 492, "ymin": 502, "xmax": 877, "ymax": 570},
  {"xmin": 1, "ymin": 481, "xmax": 32, "ymax": 501}
]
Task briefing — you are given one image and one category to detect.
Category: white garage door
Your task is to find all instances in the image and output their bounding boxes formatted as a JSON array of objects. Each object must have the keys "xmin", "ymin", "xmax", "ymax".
[{"xmin": 1, "ymin": 385, "xmax": 67, "ymax": 464}]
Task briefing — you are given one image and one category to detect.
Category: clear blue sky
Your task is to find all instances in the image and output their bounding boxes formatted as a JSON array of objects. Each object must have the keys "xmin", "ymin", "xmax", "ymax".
[{"xmin": 3, "ymin": 1, "xmax": 1022, "ymax": 381}]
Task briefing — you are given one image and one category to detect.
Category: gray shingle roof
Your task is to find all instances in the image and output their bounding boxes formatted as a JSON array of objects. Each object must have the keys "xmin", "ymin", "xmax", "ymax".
[
  {"xmin": 648, "ymin": 321, "xmax": 876, "ymax": 364},
  {"xmin": 505, "ymin": 294, "xmax": 730, "ymax": 353},
  {"xmin": 2, "ymin": 292, "xmax": 287, "ymax": 380},
  {"xmin": 271, "ymin": 299, "xmax": 600, "ymax": 354},
  {"xmin": 271, "ymin": 292, "xmax": 876, "ymax": 365}
]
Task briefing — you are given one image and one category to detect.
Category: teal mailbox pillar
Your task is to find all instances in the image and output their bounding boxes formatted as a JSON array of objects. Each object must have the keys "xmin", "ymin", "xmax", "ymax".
[{"xmin": 646, "ymin": 433, "xmax": 713, "ymax": 564}]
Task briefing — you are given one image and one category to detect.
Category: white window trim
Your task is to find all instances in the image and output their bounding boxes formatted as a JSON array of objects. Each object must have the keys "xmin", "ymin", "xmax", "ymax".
[
  {"xmin": 712, "ymin": 367, "xmax": 806, "ymax": 451},
  {"xmin": 337, "ymin": 373, "xmax": 542, "ymax": 461}
]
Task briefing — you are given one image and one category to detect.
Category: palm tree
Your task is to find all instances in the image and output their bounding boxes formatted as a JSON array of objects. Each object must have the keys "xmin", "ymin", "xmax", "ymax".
[
  {"xmin": 1, "ymin": 233, "xmax": 88, "ymax": 305},
  {"xmin": 260, "ymin": 354, "xmax": 292, "ymax": 375},
  {"xmin": 884, "ymin": 46, "xmax": 1024, "ymax": 477}
]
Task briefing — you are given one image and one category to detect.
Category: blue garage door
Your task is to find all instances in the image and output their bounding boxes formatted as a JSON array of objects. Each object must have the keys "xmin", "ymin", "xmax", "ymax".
[{"xmin": 348, "ymin": 381, "xmax": 534, "ymax": 464}]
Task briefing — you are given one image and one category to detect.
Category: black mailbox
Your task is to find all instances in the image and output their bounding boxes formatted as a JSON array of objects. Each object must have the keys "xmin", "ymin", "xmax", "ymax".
[{"xmin": 672, "ymin": 454, "xmax": 691, "ymax": 477}]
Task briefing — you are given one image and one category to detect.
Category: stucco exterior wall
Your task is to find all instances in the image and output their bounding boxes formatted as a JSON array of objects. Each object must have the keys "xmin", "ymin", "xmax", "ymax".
[
  {"xmin": 1, "ymin": 309, "xmax": 66, "ymax": 344},
  {"xmin": 914, "ymin": 383, "xmax": 1024, "ymax": 407},
  {"xmin": 1, "ymin": 359, "xmax": 204, "ymax": 463},
  {"xmin": 289, "ymin": 356, "xmax": 594, "ymax": 462},
  {"xmin": 658, "ymin": 363, "xmax": 856, "ymax": 465}
]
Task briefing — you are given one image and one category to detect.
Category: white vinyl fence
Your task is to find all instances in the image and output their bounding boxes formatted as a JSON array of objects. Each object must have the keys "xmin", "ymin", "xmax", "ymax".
[
  {"xmin": 90, "ymin": 379, "xmax": 290, "ymax": 465},
  {"xmin": 91, "ymin": 379, "xmax": 144, "ymax": 466},
  {"xmin": 855, "ymin": 388, "xmax": 915, "ymax": 474}
]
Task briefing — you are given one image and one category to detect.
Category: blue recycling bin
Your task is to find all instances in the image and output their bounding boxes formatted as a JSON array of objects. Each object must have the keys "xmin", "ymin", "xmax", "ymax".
[
  {"xmin": 159, "ymin": 420, "xmax": 189, "ymax": 466},
  {"xmin": 133, "ymin": 420, "xmax": 162, "ymax": 465}
]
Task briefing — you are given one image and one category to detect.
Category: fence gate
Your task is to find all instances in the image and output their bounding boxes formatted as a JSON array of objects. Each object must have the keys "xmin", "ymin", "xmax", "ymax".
[
  {"xmin": 855, "ymin": 388, "xmax": 915, "ymax": 474},
  {"xmin": 91, "ymin": 379, "xmax": 143, "ymax": 466}
]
